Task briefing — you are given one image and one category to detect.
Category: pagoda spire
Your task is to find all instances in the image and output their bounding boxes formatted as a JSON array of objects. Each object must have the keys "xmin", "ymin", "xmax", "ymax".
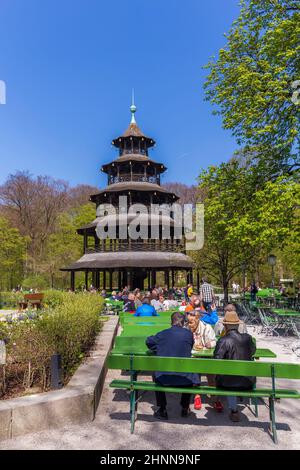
[{"xmin": 130, "ymin": 88, "xmax": 136, "ymax": 124}]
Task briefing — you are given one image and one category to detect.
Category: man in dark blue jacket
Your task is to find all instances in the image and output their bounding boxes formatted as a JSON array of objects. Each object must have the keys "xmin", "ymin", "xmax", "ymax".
[{"xmin": 146, "ymin": 312, "xmax": 199, "ymax": 419}]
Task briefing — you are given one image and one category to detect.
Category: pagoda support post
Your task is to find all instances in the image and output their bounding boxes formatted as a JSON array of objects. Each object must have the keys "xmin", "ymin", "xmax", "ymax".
[
  {"xmin": 109, "ymin": 270, "xmax": 113, "ymax": 291},
  {"xmin": 151, "ymin": 270, "xmax": 156, "ymax": 288},
  {"xmin": 190, "ymin": 269, "xmax": 194, "ymax": 285},
  {"xmin": 95, "ymin": 271, "xmax": 100, "ymax": 290},
  {"xmin": 85, "ymin": 270, "xmax": 88, "ymax": 290},
  {"xmin": 164, "ymin": 270, "xmax": 170, "ymax": 290},
  {"xmin": 186, "ymin": 270, "xmax": 189, "ymax": 285},
  {"xmin": 118, "ymin": 270, "xmax": 122, "ymax": 290},
  {"xmin": 197, "ymin": 270, "xmax": 200, "ymax": 294},
  {"xmin": 95, "ymin": 234, "xmax": 100, "ymax": 252},
  {"xmin": 103, "ymin": 270, "xmax": 106, "ymax": 290},
  {"xmin": 171, "ymin": 269, "xmax": 175, "ymax": 288},
  {"xmin": 71, "ymin": 271, "xmax": 75, "ymax": 292},
  {"xmin": 127, "ymin": 270, "xmax": 132, "ymax": 290},
  {"xmin": 83, "ymin": 231, "xmax": 87, "ymax": 254},
  {"xmin": 148, "ymin": 270, "xmax": 151, "ymax": 290}
]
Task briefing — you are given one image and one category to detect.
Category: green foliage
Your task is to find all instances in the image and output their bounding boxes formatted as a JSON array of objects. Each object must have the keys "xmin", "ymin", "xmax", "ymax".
[
  {"xmin": 204, "ymin": 0, "xmax": 300, "ymax": 177},
  {"xmin": 42, "ymin": 290, "xmax": 70, "ymax": 309},
  {"xmin": 41, "ymin": 204, "xmax": 95, "ymax": 288},
  {"xmin": 195, "ymin": 159, "xmax": 299, "ymax": 298},
  {"xmin": 22, "ymin": 274, "xmax": 48, "ymax": 290},
  {"xmin": 38, "ymin": 293, "xmax": 104, "ymax": 375},
  {"xmin": 0, "ymin": 217, "xmax": 27, "ymax": 290},
  {"xmin": 1, "ymin": 292, "xmax": 105, "ymax": 397},
  {"xmin": 0, "ymin": 291, "xmax": 24, "ymax": 308}
]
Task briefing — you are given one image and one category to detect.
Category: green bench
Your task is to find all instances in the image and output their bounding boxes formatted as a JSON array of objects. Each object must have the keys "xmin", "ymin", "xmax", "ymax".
[{"xmin": 107, "ymin": 354, "xmax": 300, "ymax": 443}]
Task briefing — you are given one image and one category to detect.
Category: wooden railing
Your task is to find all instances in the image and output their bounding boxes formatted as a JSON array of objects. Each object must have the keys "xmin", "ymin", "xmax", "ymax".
[
  {"xmin": 108, "ymin": 173, "xmax": 160, "ymax": 185},
  {"xmin": 85, "ymin": 240, "xmax": 185, "ymax": 253}
]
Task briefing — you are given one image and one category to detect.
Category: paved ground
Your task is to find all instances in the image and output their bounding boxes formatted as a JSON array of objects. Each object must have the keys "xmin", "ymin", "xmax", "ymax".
[{"xmin": 0, "ymin": 328, "xmax": 299, "ymax": 450}]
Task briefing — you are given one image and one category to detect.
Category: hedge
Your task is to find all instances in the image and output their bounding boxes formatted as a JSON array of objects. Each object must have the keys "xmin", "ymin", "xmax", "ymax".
[{"xmin": 0, "ymin": 291, "xmax": 105, "ymax": 398}]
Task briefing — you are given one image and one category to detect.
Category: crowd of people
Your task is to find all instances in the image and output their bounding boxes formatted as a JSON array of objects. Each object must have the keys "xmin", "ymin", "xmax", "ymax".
[{"xmin": 109, "ymin": 278, "xmax": 254, "ymax": 423}]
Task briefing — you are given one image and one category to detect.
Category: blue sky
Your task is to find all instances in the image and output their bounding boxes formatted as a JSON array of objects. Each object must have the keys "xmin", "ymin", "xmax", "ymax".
[{"xmin": 0, "ymin": 0, "xmax": 241, "ymax": 188}]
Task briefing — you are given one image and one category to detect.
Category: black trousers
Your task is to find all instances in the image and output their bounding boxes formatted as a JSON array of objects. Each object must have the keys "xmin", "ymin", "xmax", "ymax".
[{"xmin": 154, "ymin": 376, "xmax": 191, "ymax": 410}]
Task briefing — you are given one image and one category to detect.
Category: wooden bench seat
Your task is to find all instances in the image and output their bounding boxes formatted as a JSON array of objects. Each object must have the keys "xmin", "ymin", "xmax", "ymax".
[{"xmin": 19, "ymin": 293, "xmax": 44, "ymax": 311}]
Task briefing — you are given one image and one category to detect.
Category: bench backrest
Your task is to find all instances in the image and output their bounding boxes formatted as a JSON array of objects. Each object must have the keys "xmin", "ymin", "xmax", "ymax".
[
  {"xmin": 24, "ymin": 293, "xmax": 44, "ymax": 301},
  {"xmin": 107, "ymin": 354, "xmax": 300, "ymax": 380},
  {"xmin": 114, "ymin": 336, "xmax": 148, "ymax": 351}
]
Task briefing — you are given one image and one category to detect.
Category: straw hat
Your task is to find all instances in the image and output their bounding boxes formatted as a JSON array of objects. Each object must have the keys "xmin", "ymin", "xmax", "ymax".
[{"xmin": 222, "ymin": 311, "xmax": 241, "ymax": 325}]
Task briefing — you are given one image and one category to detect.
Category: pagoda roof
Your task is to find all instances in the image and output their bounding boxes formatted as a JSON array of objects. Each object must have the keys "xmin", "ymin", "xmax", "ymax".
[
  {"xmin": 61, "ymin": 251, "xmax": 194, "ymax": 270},
  {"xmin": 90, "ymin": 181, "xmax": 179, "ymax": 201},
  {"xmin": 112, "ymin": 123, "xmax": 155, "ymax": 148},
  {"xmin": 77, "ymin": 213, "xmax": 177, "ymax": 233},
  {"xmin": 101, "ymin": 154, "xmax": 166, "ymax": 172},
  {"xmin": 122, "ymin": 122, "xmax": 146, "ymax": 138}
]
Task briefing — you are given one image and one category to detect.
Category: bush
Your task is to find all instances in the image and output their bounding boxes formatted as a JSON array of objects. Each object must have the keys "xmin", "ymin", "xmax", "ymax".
[
  {"xmin": 43, "ymin": 290, "xmax": 70, "ymax": 309},
  {"xmin": 1, "ymin": 292, "xmax": 105, "ymax": 398},
  {"xmin": 0, "ymin": 291, "xmax": 23, "ymax": 308},
  {"xmin": 38, "ymin": 293, "xmax": 104, "ymax": 376},
  {"xmin": 22, "ymin": 274, "xmax": 49, "ymax": 290}
]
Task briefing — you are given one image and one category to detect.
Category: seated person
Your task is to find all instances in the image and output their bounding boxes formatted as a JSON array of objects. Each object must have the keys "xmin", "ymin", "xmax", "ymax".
[
  {"xmin": 198, "ymin": 302, "xmax": 219, "ymax": 326},
  {"xmin": 213, "ymin": 305, "xmax": 256, "ymax": 422},
  {"xmin": 151, "ymin": 294, "xmax": 165, "ymax": 312},
  {"xmin": 163, "ymin": 294, "xmax": 179, "ymax": 311},
  {"xmin": 214, "ymin": 303, "xmax": 247, "ymax": 336},
  {"xmin": 123, "ymin": 293, "xmax": 136, "ymax": 312},
  {"xmin": 186, "ymin": 311, "xmax": 218, "ymax": 411},
  {"xmin": 185, "ymin": 294, "xmax": 204, "ymax": 313},
  {"xmin": 146, "ymin": 312, "xmax": 199, "ymax": 419},
  {"xmin": 186, "ymin": 311, "xmax": 216, "ymax": 350},
  {"xmin": 134, "ymin": 297, "xmax": 158, "ymax": 316},
  {"xmin": 110, "ymin": 291, "xmax": 118, "ymax": 300},
  {"xmin": 135, "ymin": 292, "xmax": 143, "ymax": 308}
]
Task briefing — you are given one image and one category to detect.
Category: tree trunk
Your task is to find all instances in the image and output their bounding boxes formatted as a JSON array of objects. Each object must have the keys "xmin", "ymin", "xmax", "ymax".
[{"xmin": 223, "ymin": 278, "xmax": 229, "ymax": 304}]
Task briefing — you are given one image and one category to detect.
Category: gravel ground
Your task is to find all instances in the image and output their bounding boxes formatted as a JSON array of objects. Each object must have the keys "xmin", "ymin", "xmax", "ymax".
[{"xmin": 0, "ymin": 328, "xmax": 299, "ymax": 450}]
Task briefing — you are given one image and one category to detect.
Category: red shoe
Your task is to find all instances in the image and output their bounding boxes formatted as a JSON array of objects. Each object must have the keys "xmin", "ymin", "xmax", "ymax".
[
  {"xmin": 194, "ymin": 394, "xmax": 202, "ymax": 410},
  {"xmin": 213, "ymin": 400, "xmax": 224, "ymax": 413}
]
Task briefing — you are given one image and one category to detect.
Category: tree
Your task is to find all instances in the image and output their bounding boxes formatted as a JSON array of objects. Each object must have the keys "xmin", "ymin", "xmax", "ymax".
[
  {"xmin": 195, "ymin": 160, "xmax": 299, "ymax": 301},
  {"xmin": 67, "ymin": 184, "xmax": 99, "ymax": 208},
  {"xmin": 0, "ymin": 217, "xmax": 27, "ymax": 290},
  {"xmin": 162, "ymin": 182, "xmax": 200, "ymax": 205},
  {"xmin": 0, "ymin": 171, "xmax": 69, "ymax": 269},
  {"xmin": 204, "ymin": 0, "xmax": 300, "ymax": 178},
  {"xmin": 41, "ymin": 204, "xmax": 96, "ymax": 288}
]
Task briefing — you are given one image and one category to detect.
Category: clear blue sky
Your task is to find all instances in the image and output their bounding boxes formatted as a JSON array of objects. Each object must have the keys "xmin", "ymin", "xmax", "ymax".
[{"xmin": 0, "ymin": 0, "xmax": 241, "ymax": 189}]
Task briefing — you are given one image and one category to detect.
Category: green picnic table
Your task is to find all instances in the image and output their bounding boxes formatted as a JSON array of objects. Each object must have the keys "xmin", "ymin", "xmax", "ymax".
[
  {"xmin": 112, "ymin": 335, "xmax": 276, "ymax": 359},
  {"xmin": 272, "ymin": 309, "xmax": 300, "ymax": 317},
  {"xmin": 121, "ymin": 325, "xmax": 168, "ymax": 336}
]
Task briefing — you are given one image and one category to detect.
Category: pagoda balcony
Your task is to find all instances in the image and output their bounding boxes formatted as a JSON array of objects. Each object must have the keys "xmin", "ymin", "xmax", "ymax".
[
  {"xmin": 108, "ymin": 173, "xmax": 160, "ymax": 185},
  {"xmin": 85, "ymin": 240, "xmax": 185, "ymax": 253},
  {"xmin": 120, "ymin": 148, "xmax": 148, "ymax": 156}
]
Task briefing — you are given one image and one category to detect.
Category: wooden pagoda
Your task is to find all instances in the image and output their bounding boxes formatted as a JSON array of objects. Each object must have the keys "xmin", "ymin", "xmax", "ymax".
[{"xmin": 61, "ymin": 101, "xmax": 194, "ymax": 290}]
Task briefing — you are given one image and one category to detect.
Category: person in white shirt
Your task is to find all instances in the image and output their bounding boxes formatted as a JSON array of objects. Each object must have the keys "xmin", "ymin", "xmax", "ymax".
[{"xmin": 163, "ymin": 294, "xmax": 179, "ymax": 311}]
